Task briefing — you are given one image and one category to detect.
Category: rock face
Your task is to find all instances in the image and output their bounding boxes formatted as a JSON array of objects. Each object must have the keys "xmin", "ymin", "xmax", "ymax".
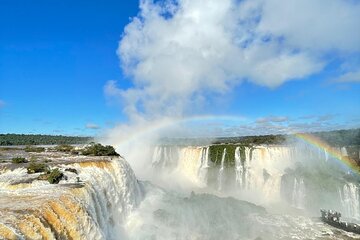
[{"xmin": 0, "ymin": 157, "xmax": 143, "ymax": 239}]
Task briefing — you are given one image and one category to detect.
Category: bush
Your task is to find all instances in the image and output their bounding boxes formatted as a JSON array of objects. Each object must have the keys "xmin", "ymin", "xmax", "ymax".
[
  {"xmin": 25, "ymin": 146, "xmax": 45, "ymax": 153},
  {"xmin": 55, "ymin": 144, "xmax": 74, "ymax": 152},
  {"xmin": 47, "ymin": 168, "xmax": 63, "ymax": 184},
  {"xmin": 65, "ymin": 168, "xmax": 78, "ymax": 174},
  {"xmin": 71, "ymin": 149, "xmax": 80, "ymax": 155},
  {"xmin": 82, "ymin": 143, "xmax": 119, "ymax": 156},
  {"xmin": 11, "ymin": 157, "xmax": 28, "ymax": 164},
  {"xmin": 27, "ymin": 162, "xmax": 49, "ymax": 174}
]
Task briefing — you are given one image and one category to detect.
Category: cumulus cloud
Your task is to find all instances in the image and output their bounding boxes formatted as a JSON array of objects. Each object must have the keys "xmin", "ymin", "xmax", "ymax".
[
  {"xmin": 258, "ymin": 0, "xmax": 360, "ymax": 52},
  {"xmin": 111, "ymin": 0, "xmax": 359, "ymax": 120},
  {"xmin": 85, "ymin": 123, "xmax": 100, "ymax": 130}
]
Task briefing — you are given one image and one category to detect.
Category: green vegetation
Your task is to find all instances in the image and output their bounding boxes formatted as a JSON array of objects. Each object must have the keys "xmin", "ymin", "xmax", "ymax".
[
  {"xmin": 0, "ymin": 147, "xmax": 22, "ymax": 151},
  {"xmin": 213, "ymin": 134, "xmax": 286, "ymax": 145},
  {"xmin": 0, "ymin": 134, "xmax": 93, "ymax": 146},
  {"xmin": 81, "ymin": 143, "xmax": 119, "ymax": 156},
  {"xmin": 38, "ymin": 168, "xmax": 64, "ymax": 184},
  {"xmin": 11, "ymin": 157, "xmax": 28, "ymax": 164},
  {"xmin": 55, "ymin": 144, "xmax": 74, "ymax": 152},
  {"xmin": 27, "ymin": 162, "xmax": 49, "ymax": 174},
  {"xmin": 209, "ymin": 144, "xmax": 250, "ymax": 167},
  {"xmin": 47, "ymin": 168, "xmax": 63, "ymax": 184},
  {"xmin": 25, "ymin": 146, "xmax": 45, "ymax": 152}
]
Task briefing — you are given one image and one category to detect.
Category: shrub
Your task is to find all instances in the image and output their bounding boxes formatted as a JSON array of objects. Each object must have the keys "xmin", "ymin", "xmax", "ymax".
[
  {"xmin": 81, "ymin": 143, "xmax": 119, "ymax": 156},
  {"xmin": 11, "ymin": 157, "xmax": 28, "ymax": 164},
  {"xmin": 47, "ymin": 168, "xmax": 63, "ymax": 184},
  {"xmin": 65, "ymin": 168, "xmax": 78, "ymax": 174},
  {"xmin": 27, "ymin": 162, "xmax": 49, "ymax": 174},
  {"xmin": 55, "ymin": 144, "xmax": 74, "ymax": 152},
  {"xmin": 25, "ymin": 146, "xmax": 45, "ymax": 153},
  {"xmin": 71, "ymin": 149, "xmax": 80, "ymax": 155}
]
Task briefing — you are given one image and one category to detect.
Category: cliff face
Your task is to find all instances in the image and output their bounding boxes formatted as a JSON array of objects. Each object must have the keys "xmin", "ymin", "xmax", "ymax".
[{"xmin": 0, "ymin": 158, "xmax": 143, "ymax": 240}]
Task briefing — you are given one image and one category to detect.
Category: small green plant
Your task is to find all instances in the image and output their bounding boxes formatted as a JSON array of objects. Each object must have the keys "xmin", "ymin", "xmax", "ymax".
[
  {"xmin": 25, "ymin": 146, "xmax": 45, "ymax": 153},
  {"xmin": 11, "ymin": 157, "xmax": 28, "ymax": 164},
  {"xmin": 47, "ymin": 168, "xmax": 63, "ymax": 184},
  {"xmin": 27, "ymin": 162, "xmax": 49, "ymax": 174}
]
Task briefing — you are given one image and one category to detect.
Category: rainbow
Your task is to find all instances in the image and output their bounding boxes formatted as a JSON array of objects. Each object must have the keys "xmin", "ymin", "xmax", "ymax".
[{"xmin": 295, "ymin": 132, "xmax": 359, "ymax": 174}]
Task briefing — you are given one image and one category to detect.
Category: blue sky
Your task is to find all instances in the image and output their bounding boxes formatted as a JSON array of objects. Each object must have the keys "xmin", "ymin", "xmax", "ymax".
[{"xmin": 0, "ymin": 0, "xmax": 359, "ymax": 136}]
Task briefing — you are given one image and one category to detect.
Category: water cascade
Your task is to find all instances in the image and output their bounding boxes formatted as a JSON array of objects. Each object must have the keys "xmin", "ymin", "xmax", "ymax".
[
  {"xmin": 235, "ymin": 147, "xmax": 243, "ymax": 188},
  {"xmin": 197, "ymin": 147, "xmax": 210, "ymax": 185},
  {"xmin": 0, "ymin": 159, "xmax": 143, "ymax": 239},
  {"xmin": 339, "ymin": 182, "xmax": 360, "ymax": 220},
  {"xmin": 217, "ymin": 148, "xmax": 227, "ymax": 191},
  {"xmin": 291, "ymin": 178, "xmax": 306, "ymax": 209}
]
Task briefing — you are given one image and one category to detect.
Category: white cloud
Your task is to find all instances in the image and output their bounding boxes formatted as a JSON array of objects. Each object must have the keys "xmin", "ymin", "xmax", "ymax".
[
  {"xmin": 333, "ymin": 70, "xmax": 360, "ymax": 83},
  {"xmin": 113, "ymin": 0, "xmax": 359, "ymax": 119},
  {"xmin": 258, "ymin": 0, "xmax": 360, "ymax": 52},
  {"xmin": 317, "ymin": 114, "xmax": 337, "ymax": 122},
  {"xmin": 85, "ymin": 123, "xmax": 100, "ymax": 130},
  {"xmin": 256, "ymin": 116, "xmax": 289, "ymax": 124}
]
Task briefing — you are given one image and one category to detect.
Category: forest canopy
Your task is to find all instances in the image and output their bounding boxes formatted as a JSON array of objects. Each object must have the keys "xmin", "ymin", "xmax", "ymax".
[{"xmin": 0, "ymin": 134, "xmax": 93, "ymax": 146}]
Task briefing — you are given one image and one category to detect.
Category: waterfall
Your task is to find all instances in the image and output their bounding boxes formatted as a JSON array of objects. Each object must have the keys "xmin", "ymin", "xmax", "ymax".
[
  {"xmin": 152, "ymin": 146, "xmax": 162, "ymax": 166},
  {"xmin": 198, "ymin": 147, "xmax": 210, "ymax": 184},
  {"xmin": 263, "ymin": 174, "xmax": 282, "ymax": 201},
  {"xmin": 175, "ymin": 147, "xmax": 204, "ymax": 185},
  {"xmin": 152, "ymin": 146, "xmax": 179, "ymax": 168},
  {"xmin": 244, "ymin": 147, "xmax": 253, "ymax": 190},
  {"xmin": 324, "ymin": 149, "xmax": 329, "ymax": 162},
  {"xmin": 150, "ymin": 144, "xmax": 360, "ymax": 210},
  {"xmin": 0, "ymin": 159, "xmax": 143, "ymax": 239},
  {"xmin": 291, "ymin": 178, "xmax": 306, "ymax": 209},
  {"xmin": 217, "ymin": 148, "xmax": 227, "ymax": 191},
  {"xmin": 235, "ymin": 147, "xmax": 243, "ymax": 188},
  {"xmin": 339, "ymin": 182, "xmax": 360, "ymax": 219},
  {"xmin": 341, "ymin": 147, "xmax": 348, "ymax": 157}
]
